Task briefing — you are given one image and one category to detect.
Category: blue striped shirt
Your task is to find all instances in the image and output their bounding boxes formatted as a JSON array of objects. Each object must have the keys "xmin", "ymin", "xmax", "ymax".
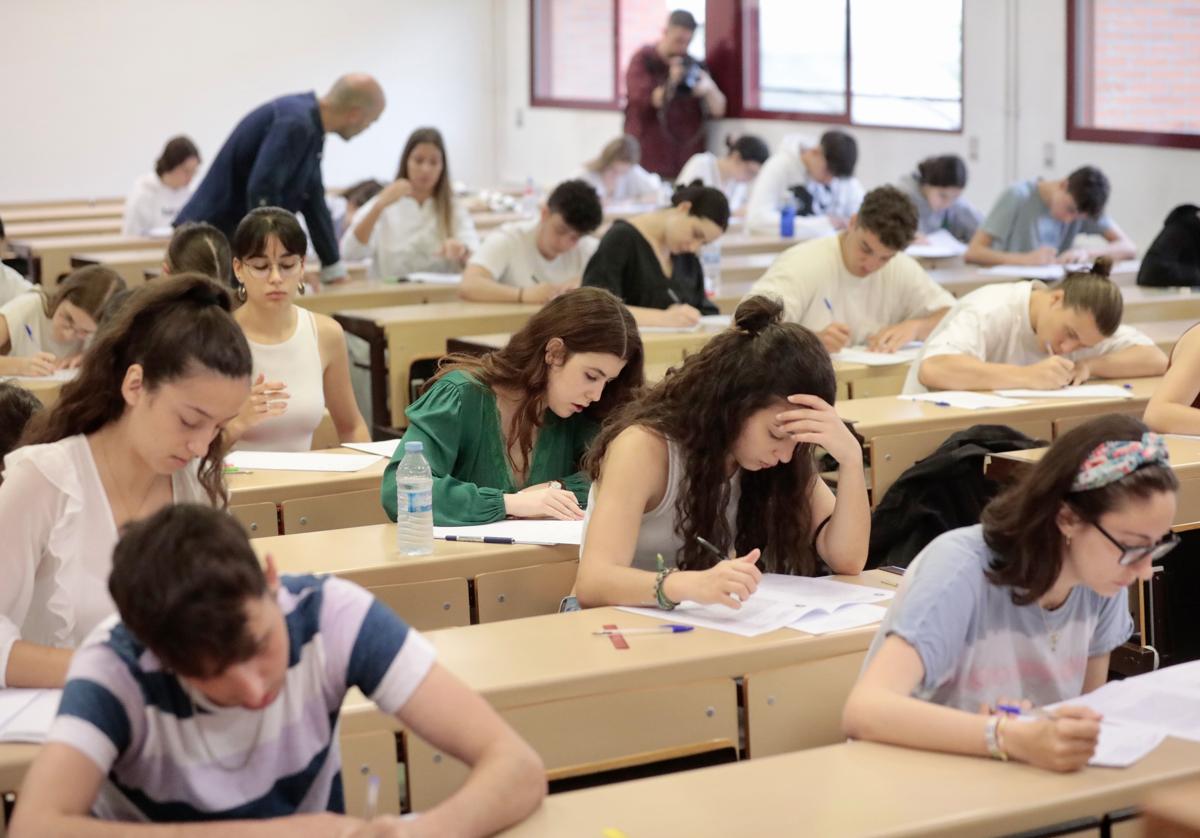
[{"xmin": 47, "ymin": 574, "xmax": 435, "ymax": 822}]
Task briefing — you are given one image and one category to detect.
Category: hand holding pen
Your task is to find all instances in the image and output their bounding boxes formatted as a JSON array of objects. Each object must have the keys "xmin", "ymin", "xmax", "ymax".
[
  {"xmin": 986, "ymin": 701, "xmax": 1102, "ymax": 772},
  {"xmin": 818, "ymin": 297, "xmax": 851, "ymax": 353}
]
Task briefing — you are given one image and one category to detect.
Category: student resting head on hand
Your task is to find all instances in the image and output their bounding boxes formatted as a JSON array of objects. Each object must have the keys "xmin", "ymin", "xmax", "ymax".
[
  {"xmin": 573, "ymin": 295, "xmax": 870, "ymax": 609},
  {"xmin": 8, "ymin": 503, "xmax": 545, "ymax": 837},
  {"xmin": 383, "ymin": 287, "xmax": 644, "ymax": 527},
  {"xmin": 0, "ymin": 274, "xmax": 252, "ymax": 690},
  {"xmin": 0, "ymin": 265, "xmax": 125, "ymax": 377},
  {"xmin": 844, "ymin": 414, "xmax": 1178, "ymax": 772}
]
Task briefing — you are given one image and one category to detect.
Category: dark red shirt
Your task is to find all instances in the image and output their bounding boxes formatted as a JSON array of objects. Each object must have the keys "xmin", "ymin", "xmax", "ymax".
[{"xmin": 623, "ymin": 44, "xmax": 706, "ymax": 180}]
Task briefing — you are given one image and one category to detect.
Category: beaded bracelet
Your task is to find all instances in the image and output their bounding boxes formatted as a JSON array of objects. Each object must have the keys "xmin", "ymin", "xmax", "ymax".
[
  {"xmin": 984, "ymin": 715, "xmax": 1009, "ymax": 761},
  {"xmin": 654, "ymin": 553, "xmax": 679, "ymax": 611}
]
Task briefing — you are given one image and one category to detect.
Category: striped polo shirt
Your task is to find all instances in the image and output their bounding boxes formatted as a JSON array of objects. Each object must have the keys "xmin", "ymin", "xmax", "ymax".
[{"xmin": 47, "ymin": 574, "xmax": 435, "ymax": 822}]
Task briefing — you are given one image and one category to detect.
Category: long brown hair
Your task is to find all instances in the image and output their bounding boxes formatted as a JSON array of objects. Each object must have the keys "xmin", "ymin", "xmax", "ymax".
[
  {"xmin": 20, "ymin": 274, "xmax": 253, "ymax": 507},
  {"xmin": 167, "ymin": 221, "xmax": 232, "ymax": 286},
  {"xmin": 431, "ymin": 287, "xmax": 643, "ymax": 473},
  {"xmin": 397, "ymin": 127, "xmax": 454, "ymax": 239},
  {"xmin": 585, "ymin": 295, "xmax": 836, "ymax": 574},
  {"xmin": 982, "ymin": 414, "xmax": 1178, "ymax": 604},
  {"xmin": 38, "ymin": 265, "xmax": 125, "ymax": 319},
  {"xmin": 586, "ymin": 135, "xmax": 640, "ymax": 174}
]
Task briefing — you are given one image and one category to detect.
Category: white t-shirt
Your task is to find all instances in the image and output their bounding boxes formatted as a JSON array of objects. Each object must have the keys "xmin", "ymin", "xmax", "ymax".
[
  {"xmin": 121, "ymin": 172, "xmax": 191, "ymax": 237},
  {"xmin": 903, "ymin": 280, "xmax": 1156, "ymax": 394},
  {"xmin": 0, "ymin": 434, "xmax": 208, "ymax": 686},
  {"xmin": 468, "ymin": 219, "xmax": 598, "ymax": 289},
  {"xmin": 577, "ymin": 165, "xmax": 662, "ymax": 204},
  {"xmin": 676, "ymin": 151, "xmax": 750, "ymax": 213},
  {"xmin": 743, "ymin": 139, "xmax": 865, "ymax": 233},
  {"xmin": 339, "ymin": 194, "xmax": 480, "ymax": 280},
  {"xmin": 0, "ymin": 264, "xmax": 33, "ymax": 307},
  {"xmin": 746, "ymin": 234, "xmax": 956, "ymax": 345},
  {"xmin": 0, "ymin": 291, "xmax": 79, "ymax": 358}
]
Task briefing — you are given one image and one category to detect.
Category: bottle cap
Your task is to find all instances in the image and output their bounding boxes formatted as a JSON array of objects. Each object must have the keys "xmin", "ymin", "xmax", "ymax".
[{"xmin": 404, "ymin": 441, "xmax": 423, "ymax": 453}]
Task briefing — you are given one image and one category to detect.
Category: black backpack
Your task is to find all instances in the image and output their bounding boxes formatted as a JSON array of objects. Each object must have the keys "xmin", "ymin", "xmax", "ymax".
[{"xmin": 1137, "ymin": 204, "xmax": 1200, "ymax": 288}]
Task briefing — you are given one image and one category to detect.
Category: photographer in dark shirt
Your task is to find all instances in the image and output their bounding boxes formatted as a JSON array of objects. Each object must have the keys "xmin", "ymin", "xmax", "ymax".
[{"xmin": 624, "ymin": 10, "xmax": 727, "ymax": 181}]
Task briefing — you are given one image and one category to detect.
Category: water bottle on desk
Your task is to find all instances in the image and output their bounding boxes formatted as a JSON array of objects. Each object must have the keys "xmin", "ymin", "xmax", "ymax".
[
  {"xmin": 520, "ymin": 177, "xmax": 539, "ymax": 216},
  {"xmin": 700, "ymin": 240, "xmax": 722, "ymax": 298},
  {"xmin": 779, "ymin": 196, "xmax": 797, "ymax": 238},
  {"xmin": 395, "ymin": 441, "xmax": 433, "ymax": 556}
]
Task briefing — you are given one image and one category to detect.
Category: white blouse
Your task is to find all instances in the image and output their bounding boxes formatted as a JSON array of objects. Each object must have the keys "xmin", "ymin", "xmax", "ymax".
[
  {"xmin": 676, "ymin": 151, "xmax": 750, "ymax": 212},
  {"xmin": 121, "ymin": 172, "xmax": 191, "ymax": 237},
  {"xmin": 339, "ymin": 194, "xmax": 480, "ymax": 280},
  {"xmin": 0, "ymin": 434, "xmax": 209, "ymax": 686}
]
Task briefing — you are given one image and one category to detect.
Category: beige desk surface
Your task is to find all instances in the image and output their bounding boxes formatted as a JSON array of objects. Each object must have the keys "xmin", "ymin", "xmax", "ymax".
[
  {"xmin": 10, "ymin": 233, "xmax": 160, "ymax": 286},
  {"xmin": 719, "ymin": 251, "xmax": 773, "ymax": 285},
  {"xmin": 994, "ymin": 435, "xmax": 1200, "ymax": 471},
  {"xmin": 720, "ymin": 232, "xmax": 794, "ymax": 257},
  {"xmin": 929, "ymin": 261, "xmax": 1140, "ymax": 297},
  {"xmin": 227, "ymin": 448, "xmax": 388, "ymax": 506},
  {"xmin": 839, "ymin": 376, "xmax": 1161, "ymax": 439},
  {"xmin": 501, "ymin": 736, "xmax": 1200, "ymax": 838},
  {"xmin": 6, "ymin": 218, "xmax": 123, "ymax": 239},
  {"xmin": 0, "ymin": 197, "xmax": 122, "ymax": 212},
  {"xmin": 70, "ymin": 246, "xmax": 166, "ymax": 285},
  {"xmin": 1142, "ymin": 776, "xmax": 1200, "ymax": 835},
  {"xmin": 1, "ymin": 203, "xmax": 124, "ymax": 224},
  {"xmin": 1130, "ymin": 318, "xmax": 1195, "ymax": 355},
  {"xmin": 9, "ymin": 375, "xmax": 66, "ymax": 408},
  {"xmin": 257, "ymin": 523, "xmax": 576, "ymax": 586},
  {"xmin": 296, "ymin": 276, "xmax": 459, "ymax": 315},
  {"xmin": 0, "ymin": 742, "xmax": 40, "ymax": 794}
]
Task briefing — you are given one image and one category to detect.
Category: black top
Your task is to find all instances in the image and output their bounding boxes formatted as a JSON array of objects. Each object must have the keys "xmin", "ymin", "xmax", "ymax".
[
  {"xmin": 1138, "ymin": 204, "xmax": 1200, "ymax": 288},
  {"xmin": 582, "ymin": 220, "xmax": 718, "ymax": 314}
]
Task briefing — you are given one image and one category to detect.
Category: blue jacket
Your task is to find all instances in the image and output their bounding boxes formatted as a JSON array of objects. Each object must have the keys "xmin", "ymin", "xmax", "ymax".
[{"xmin": 174, "ymin": 92, "xmax": 339, "ymax": 267}]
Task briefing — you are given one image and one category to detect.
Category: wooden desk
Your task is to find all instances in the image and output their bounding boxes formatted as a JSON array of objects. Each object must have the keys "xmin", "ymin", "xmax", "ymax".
[
  {"xmin": 0, "ymin": 198, "xmax": 122, "ymax": 213},
  {"xmin": 472, "ymin": 210, "xmax": 528, "ymax": 231},
  {"xmin": 1, "ymin": 204, "xmax": 123, "ymax": 224},
  {"xmin": 334, "ymin": 302, "xmax": 540, "ymax": 432},
  {"xmin": 1142, "ymin": 776, "xmax": 1200, "ymax": 837},
  {"xmin": 719, "ymin": 252, "xmax": 773, "ymax": 286},
  {"xmin": 839, "ymin": 376, "xmax": 1162, "ymax": 504},
  {"xmin": 70, "ymin": 246, "xmax": 165, "ymax": 286},
  {"xmin": 295, "ymin": 277, "xmax": 459, "ymax": 316},
  {"xmin": 1121, "ymin": 286, "xmax": 1200, "ymax": 323},
  {"xmin": 720, "ymin": 232, "xmax": 794, "ymax": 257},
  {"xmin": 500, "ymin": 736, "xmax": 1200, "ymax": 838},
  {"xmin": 8, "ymin": 233, "xmax": 159, "ymax": 286},
  {"xmin": 1130, "ymin": 318, "xmax": 1194, "ymax": 355},
  {"xmin": 6, "ymin": 376, "xmax": 67, "ymax": 408},
  {"xmin": 930, "ymin": 261, "xmax": 1140, "ymax": 297},
  {"xmin": 5, "ymin": 218, "xmax": 123, "ymax": 239},
  {"xmin": 226, "ymin": 449, "xmax": 388, "ymax": 507}
]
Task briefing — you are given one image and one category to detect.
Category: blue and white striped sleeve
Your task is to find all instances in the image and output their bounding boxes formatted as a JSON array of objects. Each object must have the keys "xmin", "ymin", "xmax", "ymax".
[{"xmin": 46, "ymin": 646, "xmax": 135, "ymax": 773}]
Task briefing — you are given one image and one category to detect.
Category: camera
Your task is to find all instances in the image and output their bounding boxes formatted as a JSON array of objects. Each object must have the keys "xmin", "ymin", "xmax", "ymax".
[{"xmin": 676, "ymin": 55, "xmax": 704, "ymax": 94}]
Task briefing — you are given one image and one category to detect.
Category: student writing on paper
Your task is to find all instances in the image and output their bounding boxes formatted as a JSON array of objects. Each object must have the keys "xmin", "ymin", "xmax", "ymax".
[
  {"xmin": 8, "ymin": 505, "xmax": 545, "ymax": 837},
  {"xmin": 906, "ymin": 258, "xmax": 1167, "ymax": 394},
  {"xmin": 225, "ymin": 208, "xmax": 368, "ymax": 452},
  {"xmin": 844, "ymin": 415, "xmax": 1177, "ymax": 771},
  {"xmin": 582, "ymin": 182, "xmax": 725, "ymax": 328},
  {"xmin": 574, "ymin": 296, "xmax": 869, "ymax": 608},
  {"xmin": 675, "ymin": 134, "xmax": 770, "ymax": 215},
  {"xmin": 0, "ymin": 275, "xmax": 252, "ymax": 689},
  {"xmin": 577, "ymin": 135, "xmax": 662, "ymax": 206},
  {"xmin": 341, "ymin": 126, "xmax": 480, "ymax": 280},
  {"xmin": 382, "ymin": 288, "xmax": 644, "ymax": 526},
  {"xmin": 747, "ymin": 186, "xmax": 955, "ymax": 354},
  {"xmin": 965, "ymin": 166, "xmax": 1137, "ymax": 267},
  {"xmin": 894, "ymin": 154, "xmax": 982, "ymax": 244},
  {"xmin": 121, "ymin": 135, "xmax": 200, "ymax": 237},
  {"xmin": 161, "ymin": 221, "xmax": 233, "ymax": 286},
  {"xmin": 460, "ymin": 179, "xmax": 603, "ymax": 304},
  {"xmin": 1143, "ymin": 318, "xmax": 1200, "ymax": 434},
  {"xmin": 743, "ymin": 130, "xmax": 865, "ymax": 234},
  {"xmin": 0, "ymin": 215, "xmax": 34, "ymax": 306},
  {"xmin": 0, "ymin": 383, "xmax": 42, "ymax": 476},
  {"xmin": 0, "ymin": 265, "xmax": 125, "ymax": 377}
]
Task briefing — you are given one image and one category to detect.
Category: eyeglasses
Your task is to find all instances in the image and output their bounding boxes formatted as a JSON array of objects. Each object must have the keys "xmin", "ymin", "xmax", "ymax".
[
  {"xmin": 60, "ymin": 309, "xmax": 94, "ymax": 340},
  {"xmin": 242, "ymin": 259, "xmax": 304, "ymax": 280},
  {"xmin": 1092, "ymin": 521, "xmax": 1179, "ymax": 566}
]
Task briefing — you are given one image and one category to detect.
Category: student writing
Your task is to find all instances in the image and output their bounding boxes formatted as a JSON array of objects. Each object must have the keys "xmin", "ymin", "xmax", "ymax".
[
  {"xmin": 578, "ymin": 135, "xmax": 662, "ymax": 205},
  {"xmin": 675, "ymin": 134, "xmax": 770, "ymax": 215},
  {"xmin": 894, "ymin": 154, "xmax": 982, "ymax": 243},
  {"xmin": 122, "ymin": 135, "xmax": 200, "ymax": 237}
]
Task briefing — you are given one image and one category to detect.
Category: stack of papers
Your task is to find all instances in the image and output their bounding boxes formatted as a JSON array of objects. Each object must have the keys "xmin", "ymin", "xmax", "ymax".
[
  {"xmin": 3, "ymin": 368, "xmax": 79, "ymax": 383},
  {"xmin": 994, "ymin": 385, "xmax": 1134, "ymax": 400},
  {"xmin": 342, "ymin": 439, "xmax": 403, "ymax": 458},
  {"xmin": 433, "ymin": 519, "xmax": 584, "ymax": 546},
  {"xmin": 899, "ymin": 391, "xmax": 1030, "ymax": 410},
  {"xmin": 0, "ymin": 689, "xmax": 60, "ymax": 743},
  {"xmin": 224, "ymin": 451, "xmax": 382, "ymax": 473},
  {"xmin": 406, "ymin": 272, "xmax": 463, "ymax": 285},
  {"xmin": 616, "ymin": 574, "xmax": 894, "ymax": 638},
  {"xmin": 905, "ymin": 230, "xmax": 968, "ymax": 259},
  {"xmin": 833, "ymin": 344, "xmax": 922, "ymax": 366}
]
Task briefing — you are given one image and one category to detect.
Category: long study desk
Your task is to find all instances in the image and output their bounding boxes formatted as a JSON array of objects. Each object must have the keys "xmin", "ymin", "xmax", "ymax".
[
  {"xmin": 1, "ymin": 203, "xmax": 124, "ymax": 224},
  {"xmin": 5, "ymin": 218, "xmax": 123, "ymax": 239},
  {"xmin": 8, "ymin": 233, "xmax": 160, "ymax": 285},
  {"xmin": 226, "ymin": 448, "xmax": 388, "ymax": 508}
]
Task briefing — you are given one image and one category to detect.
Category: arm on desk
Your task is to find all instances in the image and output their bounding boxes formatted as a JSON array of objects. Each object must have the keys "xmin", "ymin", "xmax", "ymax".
[
  {"xmin": 1145, "ymin": 327, "xmax": 1200, "ymax": 434},
  {"xmin": 918, "ymin": 354, "xmax": 1077, "ymax": 391},
  {"xmin": 965, "ymin": 230, "xmax": 1055, "ymax": 267},
  {"xmin": 1085, "ymin": 344, "xmax": 1167, "ymax": 380}
]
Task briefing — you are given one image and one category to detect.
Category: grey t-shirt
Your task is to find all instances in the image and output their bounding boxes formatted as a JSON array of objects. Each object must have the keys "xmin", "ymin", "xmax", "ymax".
[
  {"xmin": 895, "ymin": 172, "xmax": 982, "ymax": 243},
  {"xmin": 863, "ymin": 525, "xmax": 1132, "ymax": 712},
  {"xmin": 982, "ymin": 179, "xmax": 1112, "ymax": 254}
]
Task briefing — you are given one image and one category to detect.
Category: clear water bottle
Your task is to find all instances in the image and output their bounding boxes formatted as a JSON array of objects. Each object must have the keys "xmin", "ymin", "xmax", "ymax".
[
  {"xmin": 699, "ymin": 240, "xmax": 722, "ymax": 298},
  {"xmin": 779, "ymin": 196, "xmax": 797, "ymax": 238},
  {"xmin": 520, "ymin": 177, "xmax": 539, "ymax": 216},
  {"xmin": 395, "ymin": 441, "xmax": 433, "ymax": 556}
]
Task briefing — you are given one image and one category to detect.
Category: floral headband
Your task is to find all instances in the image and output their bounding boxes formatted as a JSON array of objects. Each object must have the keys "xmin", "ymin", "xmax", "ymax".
[{"xmin": 1070, "ymin": 432, "xmax": 1170, "ymax": 492}]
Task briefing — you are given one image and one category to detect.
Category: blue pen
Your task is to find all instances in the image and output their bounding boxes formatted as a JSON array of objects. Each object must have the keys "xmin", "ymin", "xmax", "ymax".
[
  {"xmin": 593, "ymin": 625, "xmax": 694, "ymax": 635},
  {"xmin": 933, "ymin": 400, "xmax": 952, "ymax": 407},
  {"xmin": 823, "ymin": 297, "xmax": 834, "ymax": 316},
  {"xmin": 994, "ymin": 703, "xmax": 1051, "ymax": 718},
  {"xmin": 24, "ymin": 324, "xmax": 34, "ymax": 341}
]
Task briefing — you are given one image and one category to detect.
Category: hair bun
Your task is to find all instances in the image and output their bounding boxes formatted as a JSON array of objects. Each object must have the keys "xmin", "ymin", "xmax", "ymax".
[
  {"xmin": 733, "ymin": 295, "xmax": 783, "ymax": 336},
  {"xmin": 1090, "ymin": 255, "xmax": 1114, "ymax": 279}
]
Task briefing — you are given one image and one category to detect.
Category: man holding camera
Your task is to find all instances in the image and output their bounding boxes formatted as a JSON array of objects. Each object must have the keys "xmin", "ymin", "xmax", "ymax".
[{"xmin": 624, "ymin": 10, "xmax": 727, "ymax": 181}]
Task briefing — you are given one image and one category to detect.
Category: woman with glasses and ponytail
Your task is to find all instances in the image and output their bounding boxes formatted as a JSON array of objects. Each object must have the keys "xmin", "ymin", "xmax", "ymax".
[
  {"xmin": 844, "ymin": 414, "xmax": 1179, "ymax": 773},
  {"xmin": 226, "ymin": 207, "xmax": 369, "ymax": 451}
]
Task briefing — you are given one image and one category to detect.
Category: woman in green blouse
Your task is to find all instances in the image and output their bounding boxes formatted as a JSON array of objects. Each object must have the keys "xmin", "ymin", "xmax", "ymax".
[{"xmin": 382, "ymin": 287, "xmax": 644, "ymax": 525}]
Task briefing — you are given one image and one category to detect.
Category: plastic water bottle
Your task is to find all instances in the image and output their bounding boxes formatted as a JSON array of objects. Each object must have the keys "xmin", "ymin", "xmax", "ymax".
[
  {"xmin": 779, "ymin": 196, "xmax": 797, "ymax": 238},
  {"xmin": 395, "ymin": 441, "xmax": 433, "ymax": 556},
  {"xmin": 699, "ymin": 240, "xmax": 722, "ymax": 298},
  {"xmin": 520, "ymin": 177, "xmax": 539, "ymax": 216}
]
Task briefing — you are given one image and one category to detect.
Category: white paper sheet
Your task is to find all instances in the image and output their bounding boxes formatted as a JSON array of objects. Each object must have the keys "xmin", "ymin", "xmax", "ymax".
[
  {"xmin": 756, "ymin": 574, "xmax": 895, "ymax": 609},
  {"xmin": 699, "ymin": 314, "xmax": 733, "ymax": 329},
  {"xmin": 980, "ymin": 264, "xmax": 1070, "ymax": 280},
  {"xmin": 788, "ymin": 603, "xmax": 888, "ymax": 635},
  {"xmin": 899, "ymin": 391, "xmax": 1030, "ymax": 410},
  {"xmin": 905, "ymin": 230, "xmax": 968, "ymax": 259},
  {"xmin": 406, "ymin": 272, "xmax": 463, "ymax": 285},
  {"xmin": 341, "ymin": 440, "xmax": 402, "ymax": 458},
  {"xmin": 617, "ymin": 594, "xmax": 809, "ymax": 638},
  {"xmin": 832, "ymin": 345, "xmax": 922, "ymax": 366},
  {"xmin": 0, "ymin": 689, "xmax": 60, "ymax": 744},
  {"xmin": 994, "ymin": 385, "xmax": 1134, "ymax": 400},
  {"xmin": 433, "ymin": 519, "xmax": 584, "ymax": 546},
  {"xmin": 224, "ymin": 451, "xmax": 381, "ymax": 472},
  {"xmin": 640, "ymin": 324, "xmax": 701, "ymax": 334},
  {"xmin": 4, "ymin": 368, "xmax": 79, "ymax": 383}
]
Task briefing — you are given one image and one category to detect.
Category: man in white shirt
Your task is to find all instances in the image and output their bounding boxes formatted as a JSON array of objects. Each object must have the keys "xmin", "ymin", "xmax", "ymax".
[
  {"xmin": 461, "ymin": 179, "xmax": 603, "ymax": 304},
  {"xmin": 904, "ymin": 269, "xmax": 1168, "ymax": 394},
  {"xmin": 744, "ymin": 130, "xmax": 865, "ymax": 234},
  {"xmin": 748, "ymin": 185, "xmax": 955, "ymax": 354}
]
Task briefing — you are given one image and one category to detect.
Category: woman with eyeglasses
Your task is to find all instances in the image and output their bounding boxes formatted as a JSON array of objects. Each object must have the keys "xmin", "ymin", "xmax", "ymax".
[
  {"xmin": 843, "ymin": 413, "xmax": 1179, "ymax": 773},
  {"xmin": 0, "ymin": 266, "xmax": 125, "ymax": 376},
  {"xmin": 226, "ymin": 207, "xmax": 369, "ymax": 451}
]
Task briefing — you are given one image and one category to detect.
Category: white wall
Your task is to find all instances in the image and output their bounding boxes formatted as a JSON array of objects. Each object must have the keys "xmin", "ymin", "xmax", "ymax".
[
  {"xmin": 494, "ymin": 0, "xmax": 1197, "ymax": 248},
  {"xmin": 0, "ymin": 0, "xmax": 498, "ymax": 202}
]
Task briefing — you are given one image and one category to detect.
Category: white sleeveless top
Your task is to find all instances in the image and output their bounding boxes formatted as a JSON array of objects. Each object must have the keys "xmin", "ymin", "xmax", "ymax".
[
  {"xmin": 237, "ymin": 307, "xmax": 326, "ymax": 452},
  {"xmin": 583, "ymin": 438, "xmax": 739, "ymax": 572}
]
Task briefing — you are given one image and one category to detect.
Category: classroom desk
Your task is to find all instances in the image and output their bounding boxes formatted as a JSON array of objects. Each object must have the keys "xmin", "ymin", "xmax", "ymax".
[
  {"xmin": 294, "ymin": 277, "xmax": 459, "ymax": 315},
  {"xmin": 8, "ymin": 233, "xmax": 159, "ymax": 286},
  {"xmin": 5, "ymin": 375, "xmax": 68, "ymax": 408},
  {"xmin": 1131, "ymin": 318, "xmax": 1194, "ymax": 355},
  {"xmin": 929, "ymin": 260, "xmax": 1140, "ymax": 297},
  {"xmin": 5, "ymin": 218, "xmax": 123, "ymax": 239},
  {"xmin": 1, "ymin": 204, "xmax": 124, "ymax": 224},
  {"xmin": 1142, "ymin": 776, "xmax": 1200, "ymax": 837},
  {"xmin": 719, "ymin": 231, "xmax": 794, "ymax": 257},
  {"xmin": 471, "ymin": 209, "xmax": 528, "ymax": 231},
  {"xmin": 69, "ymin": 247, "xmax": 166, "ymax": 285},
  {"xmin": 499, "ymin": 736, "xmax": 1200, "ymax": 838},
  {"xmin": 0, "ymin": 197, "xmax": 122, "ymax": 213},
  {"xmin": 226, "ymin": 449, "xmax": 389, "ymax": 507},
  {"xmin": 839, "ymin": 376, "xmax": 1162, "ymax": 505},
  {"xmin": 719, "ymin": 251, "xmax": 773, "ymax": 286}
]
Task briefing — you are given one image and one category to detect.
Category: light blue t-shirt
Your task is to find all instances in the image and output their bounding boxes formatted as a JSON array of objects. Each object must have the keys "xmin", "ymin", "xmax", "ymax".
[
  {"xmin": 982, "ymin": 178, "xmax": 1112, "ymax": 254},
  {"xmin": 863, "ymin": 525, "xmax": 1132, "ymax": 712},
  {"xmin": 895, "ymin": 173, "xmax": 982, "ymax": 243}
]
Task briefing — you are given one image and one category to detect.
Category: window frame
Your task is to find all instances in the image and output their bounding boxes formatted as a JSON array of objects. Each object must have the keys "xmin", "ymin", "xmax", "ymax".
[
  {"xmin": 528, "ymin": 0, "xmax": 623, "ymax": 111},
  {"xmin": 1065, "ymin": 0, "xmax": 1200, "ymax": 150}
]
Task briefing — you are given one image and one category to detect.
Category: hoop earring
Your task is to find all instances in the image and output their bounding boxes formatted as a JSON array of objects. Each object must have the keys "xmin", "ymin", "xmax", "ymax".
[
  {"xmin": 297, "ymin": 280, "xmax": 306, "ymax": 296},
  {"xmin": 236, "ymin": 283, "xmax": 247, "ymax": 302}
]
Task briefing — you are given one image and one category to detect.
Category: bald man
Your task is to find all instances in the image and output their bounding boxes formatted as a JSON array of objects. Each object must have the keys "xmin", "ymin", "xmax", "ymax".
[{"xmin": 175, "ymin": 74, "xmax": 385, "ymax": 283}]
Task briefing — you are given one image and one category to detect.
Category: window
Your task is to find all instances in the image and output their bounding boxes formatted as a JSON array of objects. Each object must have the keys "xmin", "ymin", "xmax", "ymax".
[
  {"xmin": 1067, "ymin": 0, "xmax": 1200, "ymax": 149},
  {"xmin": 530, "ymin": 0, "xmax": 706, "ymax": 110},
  {"xmin": 740, "ymin": 0, "xmax": 963, "ymax": 131}
]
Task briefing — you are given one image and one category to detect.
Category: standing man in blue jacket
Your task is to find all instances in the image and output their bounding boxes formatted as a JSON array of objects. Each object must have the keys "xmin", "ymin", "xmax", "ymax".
[{"xmin": 175, "ymin": 73, "xmax": 386, "ymax": 283}]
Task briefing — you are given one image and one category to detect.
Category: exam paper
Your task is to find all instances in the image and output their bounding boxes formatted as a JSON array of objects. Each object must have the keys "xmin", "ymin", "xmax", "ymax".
[
  {"xmin": 433, "ymin": 519, "xmax": 584, "ymax": 545},
  {"xmin": 905, "ymin": 230, "xmax": 967, "ymax": 259},
  {"xmin": 699, "ymin": 314, "xmax": 733, "ymax": 329},
  {"xmin": 617, "ymin": 594, "xmax": 808, "ymax": 638},
  {"xmin": 832, "ymin": 345, "xmax": 922, "ymax": 366},
  {"xmin": 980, "ymin": 264, "xmax": 1070, "ymax": 280},
  {"xmin": 899, "ymin": 391, "xmax": 1030, "ymax": 410},
  {"xmin": 224, "ymin": 451, "xmax": 382, "ymax": 473},
  {"xmin": 5, "ymin": 368, "xmax": 79, "ymax": 383},
  {"xmin": 994, "ymin": 385, "xmax": 1134, "ymax": 400},
  {"xmin": 406, "ymin": 272, "xmax": 463, "ymax": 285},
  {"xmin": 788, "ymin": 603, "xmax": 888, "ymax": 635},
  {"xmin": 0, "ymin": 689, "xmax": 60, "ymax": 744},
  {"xmin": 342, "ymin": 439, "xmax": 402, "ymax": 458}
]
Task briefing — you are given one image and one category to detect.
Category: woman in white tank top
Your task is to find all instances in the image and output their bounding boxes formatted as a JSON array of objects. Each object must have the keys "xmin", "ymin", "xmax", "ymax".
[
  {"xmin": 224, "ymin": 208, "xmax": 369, "ymax": 452},
  {"xmin": 575, "ymin": 295, "xmax": 871, "ymax": 609}
]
